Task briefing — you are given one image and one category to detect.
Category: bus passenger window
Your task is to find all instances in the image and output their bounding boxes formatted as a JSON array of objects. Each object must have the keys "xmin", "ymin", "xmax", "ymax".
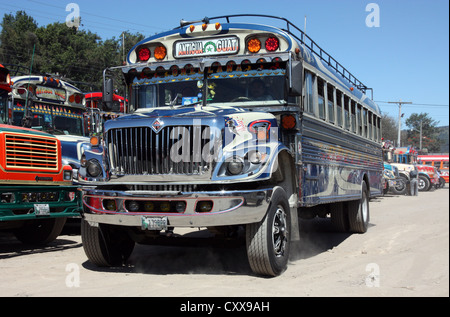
[
  {"xmin": 304, "ymin": 71, "xmax": 314, "ymax": 114},
  {"xmin": 351, "ymin": 100, "xmax": 357, "ymax": 133},
  {"xmin": 336, "ymin": 89, "xmax": 343, "ymax": 127},
  {"xmin": 317, "ymin": 78, "xmax": 325, "ymax": 120},
  {"xmin": 343, "ymin": 93, "xmax": 350, "ymax": 130},
  {"xmin": 363, "ymin": 109, "xmax": 368, "ymax": 138},
  {"xmin": 327, "ymin": 84, "xmax": 335, "ymax": 123},
  {"xmin": 357, "ymin": 104, "xmax": 362, "ymax": 135},
  {"xmin": 376, "ymin": 116, "xmax": 381, "ymax": 141}
]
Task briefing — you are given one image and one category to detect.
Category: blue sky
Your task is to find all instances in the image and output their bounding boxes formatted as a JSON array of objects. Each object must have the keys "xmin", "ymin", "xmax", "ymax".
[{"xmin": 1, "ymin": 0, "xmax": 448, "ymax": 127}]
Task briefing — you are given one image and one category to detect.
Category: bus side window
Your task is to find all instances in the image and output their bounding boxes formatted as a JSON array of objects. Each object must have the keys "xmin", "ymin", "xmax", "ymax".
[
  {"xmin": 304, "ymin": 71, "xmax": 314, "ymax": 114},
  {"xmin": 357, "ymin": 104, "xmax": 362, "ymax": 135},
  {"xmin": 363, "ymin": 109, "xmax": 368, "ymax": 138},
  {"xmin": 317, "ymin": 77, "xmax": 325, "ymax": 120},
  {"xmin": 368, "ymin": 111, "xmax": 373, "ymax": 140},
  {"xmin": 350, "ymin": 99, "xmax": 356, "ymax": 133},
  {"xmin": 339, "ymin": 90, "xmax": 347, "ymax": 129},
  {"xmin": 336, "ymin": 89, "xmax": 343, "ymax": 127},
  {"xmin": 376, "ymin": 116, "xmax": 381, "ymax": 142},
  {"xmin": 327, "ymin": 83, "xmax": 335, "ymax": 124}
]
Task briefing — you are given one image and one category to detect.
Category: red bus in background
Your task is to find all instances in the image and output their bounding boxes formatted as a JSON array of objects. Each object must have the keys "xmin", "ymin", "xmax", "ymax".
[
  {"xmin": 85, "ymin": 92, "xmax": 126, "ymax": 112},
  {"xmin": 418, "ymin": 154, "xmax": 449, "ymax": 184}
]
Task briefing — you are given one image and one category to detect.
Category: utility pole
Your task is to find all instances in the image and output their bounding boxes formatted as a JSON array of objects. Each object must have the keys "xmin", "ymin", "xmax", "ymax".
[{"xmin": 388, "ymin": 100, "xmax": 412, "ymax": 147}]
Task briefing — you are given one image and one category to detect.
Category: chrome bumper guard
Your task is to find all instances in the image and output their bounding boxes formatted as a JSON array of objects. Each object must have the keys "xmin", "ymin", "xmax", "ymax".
[{"xmin": 81, "ymin": 188, "xmax": 272, "ymax": 228}]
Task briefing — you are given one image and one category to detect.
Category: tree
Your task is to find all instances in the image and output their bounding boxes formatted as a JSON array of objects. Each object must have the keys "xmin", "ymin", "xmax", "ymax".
[
  {"xmin": 381, "ymin": 113, "xmax": 397, "ymax": 142},
  {"xmin": 0, "ymin": 11, "xmax": 38, "ymax": 70},
  {"xmin": 405, "ymin": 113, "xmax": 441, "ymax": 152}
]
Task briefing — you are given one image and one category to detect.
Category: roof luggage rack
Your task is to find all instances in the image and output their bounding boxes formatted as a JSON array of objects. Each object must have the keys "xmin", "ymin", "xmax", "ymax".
[{"xmin": 178, "ymin": 14, "xmax": 372, "ymax": 97}]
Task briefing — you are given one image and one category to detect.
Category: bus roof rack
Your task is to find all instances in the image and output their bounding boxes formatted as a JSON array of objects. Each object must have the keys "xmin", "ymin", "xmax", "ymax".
[{"xmin": 177, "ymin": 14, "xmax": 372, "ymax": 96}]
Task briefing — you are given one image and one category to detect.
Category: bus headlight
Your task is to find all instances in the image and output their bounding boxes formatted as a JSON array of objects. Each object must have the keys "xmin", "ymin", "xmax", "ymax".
[
  {"xmin": 227, "ymin": 156, "xmax": 244, "ymax": 175},
  {"xmin": 86, "ymin": 159, "xmax": 102, "ymax": 178}
]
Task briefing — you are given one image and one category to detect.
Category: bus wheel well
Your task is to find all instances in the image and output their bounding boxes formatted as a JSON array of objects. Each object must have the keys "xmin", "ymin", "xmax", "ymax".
[
  {"xmin": 363, "ymin": 174, "xmax": 370, "ymax": 191},
  {"xmin": 270, "ymin": 151, "xmax": 297, "ymax": 199}
]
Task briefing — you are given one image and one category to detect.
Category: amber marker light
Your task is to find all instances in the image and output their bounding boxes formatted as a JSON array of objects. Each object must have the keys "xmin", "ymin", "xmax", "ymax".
[
  {"xmin": 247, "ymin": 38, "xmax": 261, "ymax": 53},
  {"xmin": 154, "ymin": 45, "xmax": 167, "ymax": 60},
  {"xmin": 202, "ymin": 23, "xmax": 208, "ymax": 31},
  {"xmin": 215, "ymin": 22, "xmax": 221, "ymax": 30},
  {"xmin": 90, "ymin": 136, "xmax": 100, "ymax": 146},
  {"xmin": 189, "ymin": 25, "xmax": 195, "ymax": 32},
  {"xmin": 282, "ymin": 114, "xmax": 296, "ymax": 130}
]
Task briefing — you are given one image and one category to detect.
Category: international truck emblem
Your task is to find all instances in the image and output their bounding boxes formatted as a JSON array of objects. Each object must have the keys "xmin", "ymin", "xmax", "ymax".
[{"xmin": 151, "ymin": 119, "xmax": 163, "ymax": 133}]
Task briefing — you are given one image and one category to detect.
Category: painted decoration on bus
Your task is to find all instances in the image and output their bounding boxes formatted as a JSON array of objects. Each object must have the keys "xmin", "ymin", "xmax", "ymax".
[
  {"xmin": 35, "ymin": 86, "xmax": 66, "ymax": 102},
  {"xmin": 174, "ymin": 36, "xmax": 239, "ymax": 58}
]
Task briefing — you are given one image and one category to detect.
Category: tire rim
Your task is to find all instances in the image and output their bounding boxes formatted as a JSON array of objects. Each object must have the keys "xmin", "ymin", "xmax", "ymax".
[
  {"xmin": 272, "ymin": 206, "xmax": 288, "ymax": 257},
  {"xmin": 418, "ymin": 179, "xmax": 425, "ymax": 190}
]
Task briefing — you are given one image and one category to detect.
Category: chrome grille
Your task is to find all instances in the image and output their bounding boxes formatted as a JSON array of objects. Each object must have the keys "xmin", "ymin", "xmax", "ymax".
[
  {"xmin": 106, "ymin": 126, "xmax": 211, "ymax": 176},
  {"xmin": 4, "ymin": 133, "xmax": 59, "ymax": 171}
]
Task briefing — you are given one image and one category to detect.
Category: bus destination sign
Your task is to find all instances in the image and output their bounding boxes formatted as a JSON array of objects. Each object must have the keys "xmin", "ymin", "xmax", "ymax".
[{"xmin": 174, "ymin": 36, "xmax": 239, "ymax": 58}]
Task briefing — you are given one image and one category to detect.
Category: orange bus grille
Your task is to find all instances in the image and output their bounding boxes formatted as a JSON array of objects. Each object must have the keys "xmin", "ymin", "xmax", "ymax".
[{"xmin": 4, "ymin": 134, "xmax": 59, "ymax": 171}]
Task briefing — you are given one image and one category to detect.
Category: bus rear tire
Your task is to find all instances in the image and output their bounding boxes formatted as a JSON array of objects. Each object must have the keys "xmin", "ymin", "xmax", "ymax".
[
  {"xmin": 348, "ymin": 182, "xmax": 369, "ymax": 233},
  {"xmin": 330, "ymin": 202, "xmax": 348, "ymax": 232},
  {"xmin": 246, "ymin": 187, "xmax": 291, "ymax": 277},
  {"xmin": 14, "ymin": 217, "xmax": 66, "ymax": 245},
  {"xmin": 81, "ymin": 219, "xmax": 135, "ymax": 267}
]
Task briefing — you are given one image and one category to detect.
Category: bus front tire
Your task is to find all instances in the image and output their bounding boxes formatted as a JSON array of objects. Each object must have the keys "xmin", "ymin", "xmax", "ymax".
[
  {"xmin": 246, "ymin": 187, "xmax": 291, "ymax": 277},
  {"xmin": 14, "ymin": 218, "xmax": 67, "ymax": 245},
  {"xmin": 81, "ymin": 219, "xmax": 135, "ymax": 267}
]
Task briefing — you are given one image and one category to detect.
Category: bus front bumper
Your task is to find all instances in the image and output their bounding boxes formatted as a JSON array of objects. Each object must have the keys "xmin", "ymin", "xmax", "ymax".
[{"xmin": 81, "ymin": 188, "xmax": 272, "ymax": 228}]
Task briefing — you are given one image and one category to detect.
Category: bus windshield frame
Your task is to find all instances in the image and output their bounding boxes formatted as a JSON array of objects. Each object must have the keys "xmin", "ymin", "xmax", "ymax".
[
  {"xmin": 11, "ymin": 100, "xmax": 87, "ymax": 136},
  {"xmin": 130, "ymin": 61, "xmax": 289, "ymax": 110}
]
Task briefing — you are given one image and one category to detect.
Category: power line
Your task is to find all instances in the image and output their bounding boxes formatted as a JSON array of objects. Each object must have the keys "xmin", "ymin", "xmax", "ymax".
[{"xmin": 376, "ymin": 101, "xmax": 449, "ymax": 107}]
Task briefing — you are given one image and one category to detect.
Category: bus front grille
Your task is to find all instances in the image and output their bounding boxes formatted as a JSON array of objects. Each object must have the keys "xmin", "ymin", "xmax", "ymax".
[
  {"xmin": 106, "ymin": 126, "xmax": 211, "ymax": 176},
  {"xmin": 3, "ymin": 133, "xmax": 59, "ymax": 171}
]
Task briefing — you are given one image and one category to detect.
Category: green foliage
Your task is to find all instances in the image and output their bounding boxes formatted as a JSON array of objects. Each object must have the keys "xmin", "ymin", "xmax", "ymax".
[
  {"xmin": 0, "ymin": 10, "xmax": 145, "ymax": 92},
  {"xmin": 405, "ymin": 112, "xmax": 441, "ymax": 152},
  {"xmin": 381, "ymin": 113, "xmax": 397, "ymax": 142}
]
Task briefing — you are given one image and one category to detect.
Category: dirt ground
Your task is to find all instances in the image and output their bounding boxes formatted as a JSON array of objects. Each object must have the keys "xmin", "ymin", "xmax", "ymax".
[{"xmin": 0, "ymin": 185, "xmax": 448, "ymax": 298}]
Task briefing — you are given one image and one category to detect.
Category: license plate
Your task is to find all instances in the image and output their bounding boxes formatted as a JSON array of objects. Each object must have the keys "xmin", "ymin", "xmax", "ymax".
[
  {"xmin": 141, "ymin": 216, "xmax": 168, "ymax": 230},
  {"xmin": 34, "ymin": 204, "xmax": 50, "ymax": 216}
]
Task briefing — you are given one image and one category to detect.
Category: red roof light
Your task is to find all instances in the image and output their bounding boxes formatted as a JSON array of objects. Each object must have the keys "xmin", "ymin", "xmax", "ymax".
[
  {"xmin": 138, "ymin": 47, "xmax": 151, "ymax": 62},
  {"xmin": 265, "ymin": 37, "xmax": 279, "ymax": 52}
]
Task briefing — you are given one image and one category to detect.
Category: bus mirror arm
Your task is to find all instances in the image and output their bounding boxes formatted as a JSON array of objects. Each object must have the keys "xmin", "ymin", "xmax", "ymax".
[
  {"xmin": 288, "ymin": 60, "xmax": 302, "ymax": 97},
  {"xmin": 21, "ymin": 99, "xmax": 33, "ymax": 128}
]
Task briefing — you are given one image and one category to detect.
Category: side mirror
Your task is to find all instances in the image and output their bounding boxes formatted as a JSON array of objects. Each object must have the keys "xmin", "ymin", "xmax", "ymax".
[
  {"xmin": 289, "ymin": 60, "xmax": 303, "ymax": 96},
  {"xmin": 102, "ymin": 77, "xmax": 114, "ymax": 111}
]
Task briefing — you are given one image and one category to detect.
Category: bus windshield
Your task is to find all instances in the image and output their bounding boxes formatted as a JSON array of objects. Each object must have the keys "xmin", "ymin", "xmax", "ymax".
[
  {"xmin": 12, "ymin": 101, "xmax": 87, "ymax": 136},
  {"xmin": 0, "ymin": 90, "xmax": 7, "ymax": 124},
  {"xmin": 131, "ymin": 62, "xmax": 287, "ymax": 110}
]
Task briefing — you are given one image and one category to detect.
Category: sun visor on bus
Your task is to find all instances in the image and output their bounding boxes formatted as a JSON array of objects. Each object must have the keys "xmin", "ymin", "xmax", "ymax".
[{"xmin": 120, "ymin": 52, "xmax": 292, "ymax": 74}]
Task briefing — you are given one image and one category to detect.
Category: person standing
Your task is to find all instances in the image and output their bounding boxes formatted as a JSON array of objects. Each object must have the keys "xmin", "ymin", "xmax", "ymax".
[{"xmin": 409, "ymin": 167, "xmax": 419, "ymax": 196}]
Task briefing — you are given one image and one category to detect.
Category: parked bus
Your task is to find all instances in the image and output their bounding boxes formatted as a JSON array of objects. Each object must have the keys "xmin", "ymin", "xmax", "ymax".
[
  {"xmin": 85, "ymin": 92, "xmax": 126, "ymax": 112},
  {"xmin": 418, "ymin": 154, "xmax": 449, "ymax": 184},
  {"xmin": 381, "ymin": 140, "xmax": 404, "ymax": 194},
  {"xmin": 79, "ymin": 15, "xmax": 383, "ymax": 276},
  {"xmin": 8, "ymin": 74, "xmax": 92, "ymax": 181},
  {"xmin": 85, "ymin": 92, "xmax": 127, "ymax": 136},
  {"xmin": 394, "ymin": 146, "xmax": 438, "ymax": 191},
  {"xmin": 0, "ymin": 64, "xmax": 82, "ymax": 244}
]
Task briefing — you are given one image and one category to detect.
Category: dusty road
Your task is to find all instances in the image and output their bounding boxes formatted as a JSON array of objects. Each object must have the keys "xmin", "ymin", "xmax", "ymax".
[{"xmin": 0, "ymin": 186, "xmax": 448, "ymax": 298}]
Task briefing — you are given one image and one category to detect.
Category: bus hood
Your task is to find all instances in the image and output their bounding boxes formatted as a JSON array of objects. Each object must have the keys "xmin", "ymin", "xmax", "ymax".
[{"xmin": 104, "ymin": 105, "xmax": 277, "ymax": 134}]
